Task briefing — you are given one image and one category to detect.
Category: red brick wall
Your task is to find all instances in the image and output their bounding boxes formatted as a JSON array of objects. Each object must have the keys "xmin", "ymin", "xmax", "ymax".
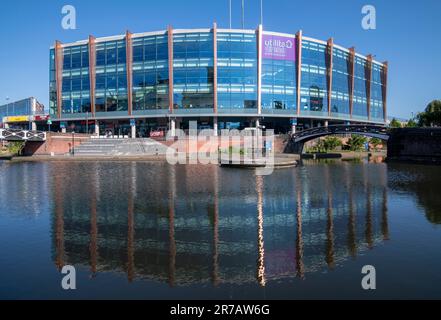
[
  {"xmin": 23, "ymin": 133, "xmax": 91, "ymax": 156},
  {"xmin": 159, "ymin": 135, "xmax": 288, "ymax": 153}
]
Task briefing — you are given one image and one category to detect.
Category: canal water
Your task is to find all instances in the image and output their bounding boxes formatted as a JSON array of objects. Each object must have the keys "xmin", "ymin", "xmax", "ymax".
[{"xmin": 0, "ymin": 159, "xmax": 440, "ymax": 299}]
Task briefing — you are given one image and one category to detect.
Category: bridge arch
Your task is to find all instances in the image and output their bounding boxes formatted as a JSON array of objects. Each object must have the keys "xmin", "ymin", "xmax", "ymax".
[{"xmin": 286, "ymin": 125, "xmax": 389, "ymax": 154}]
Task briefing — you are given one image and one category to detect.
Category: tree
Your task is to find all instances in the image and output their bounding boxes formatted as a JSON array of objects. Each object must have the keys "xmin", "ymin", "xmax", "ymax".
[
  {"xmin": 346, "ymin": 134, "xmax": 368, "ymax": 152},
  {"xmin": 390, "ymin": 118, "xmax": 402, "ymax": 128},
  {"xmin": 322, "ymin": 136, "xmax": 342, "ymax": 152},
  {"xmin": 406, "ymin": 118, "xmax": 418, "ymax": 128},
  {"xmin": 417, "ymin": 100, "xmax": 441, "ymax": 127}
]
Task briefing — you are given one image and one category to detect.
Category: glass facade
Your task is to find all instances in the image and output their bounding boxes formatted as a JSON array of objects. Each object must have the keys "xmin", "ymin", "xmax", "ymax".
[
  {"xmin": 262, "ymin": 34, "xmax": 296, "ymax": 113},
  {"xmin": 371, "ymin": 63, "xmax": 385, "ymax": 121},
  {"xmin": 132, "ymin": 34, "xmax": 169, "ymax": 111},
  {"xmin": 217, "ymin": 32, "xmax": 258, "ymax": 112},
  {"xmin": 300, "ymin": 40, "xmax": 328, "ymax": 117},
  {"xmin": 95, "ymin": 40, "xmax": 127, "ymax": 113},
  {"xmin": 353, "ymin": 56, "xmax": 369, "ymax": 119},
  {"xmin": 331, "ymin": 48, "xmax": 350, "ymax": 118},
  {"xmin": 0, "ymin": 98, "xmax": 42, "ymax": 120},
  {"xmin": 49, "ymin": 29, "xmax": 386, "ymax": 124},
  {"xmin": 173, "ymin": 33, "xmax": 213, "ymax": 110},
  {"xmin": 61, "ymin": 45, "xmax": 91, "ymax": 114},
  {"xmin": 49, "ymin": 49, "xmax": 57, "ymax": 116}
]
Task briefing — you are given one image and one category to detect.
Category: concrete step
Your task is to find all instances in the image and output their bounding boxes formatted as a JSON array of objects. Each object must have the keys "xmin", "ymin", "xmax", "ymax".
[{"xmin": 71, "ymin": 138, "xmax": 169, "ymax": 156}]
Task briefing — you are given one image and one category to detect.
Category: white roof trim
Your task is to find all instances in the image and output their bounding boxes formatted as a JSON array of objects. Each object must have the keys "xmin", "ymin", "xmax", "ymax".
[
  {"xmin": 262, "ymin": 30, "xmax": 296, "ymax": 38},
  {"xmin": 217, "ymin": 28, "xmax": 255, "ymax": 34},
  {"xmin": 59, "ymin": 40, "xmax": 89, "ymax": 48},
  {"xmin": 302, "ymin": 36, "xmax": 327, "ymax": 45},
  {"xmin": 95, "ymin": 35, "xmax": 126, "ymax": 43},
  {"xmin": 132, "ymin": 30, "xmax": 167, "ymax": 38},
  {"xmin": 355, "ymin": 52, "xmax": 366, "ymax": 59},
  {"xmin": 173, "ymin": 28, "xmax": 211, "ymax": 34},
  {"xmin": 333, "ymin": 43, "xmax": 350, "ymax": 53}
]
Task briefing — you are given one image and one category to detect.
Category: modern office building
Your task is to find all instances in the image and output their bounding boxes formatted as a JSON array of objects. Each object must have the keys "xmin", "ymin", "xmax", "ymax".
[
  {"xmin": 0, "ymin": 97, "xmax": 46, "ymax": 130},
  {"xmin": 50, "ymin": 24, "xmax": 388, "ymax": 136}
]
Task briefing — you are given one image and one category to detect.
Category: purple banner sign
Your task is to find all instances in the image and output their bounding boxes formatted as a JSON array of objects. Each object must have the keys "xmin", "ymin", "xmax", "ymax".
[{"xmin": 262, "ymin": 34, "xmax": 296, "ymax": 61}]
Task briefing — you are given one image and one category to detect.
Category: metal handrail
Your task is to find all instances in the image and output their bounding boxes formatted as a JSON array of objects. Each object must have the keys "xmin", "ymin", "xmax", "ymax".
[{"xmin": 292, "ymin": 125, "xmax": 388, "ymax": 143}]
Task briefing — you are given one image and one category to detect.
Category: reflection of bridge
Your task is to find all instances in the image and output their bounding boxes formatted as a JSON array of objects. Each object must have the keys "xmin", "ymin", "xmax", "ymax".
[
  {"xmin": 287, "ymin": 125, "xmax": 389, "ymax": 153},
  {"xmin": 0, "ymin": 129, "xmax": 46, "ymax": 141}
]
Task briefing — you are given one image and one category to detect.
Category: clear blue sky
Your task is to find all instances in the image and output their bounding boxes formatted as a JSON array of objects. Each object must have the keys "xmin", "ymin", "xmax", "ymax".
[{"xmin": 0, "ymin": 0, "xmax": 440, "ymax": 118}]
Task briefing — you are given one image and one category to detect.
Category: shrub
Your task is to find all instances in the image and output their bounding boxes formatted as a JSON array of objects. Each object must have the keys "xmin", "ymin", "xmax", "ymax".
[
  {"xmin": 322, "ymin": 136, "xmax": 342, "ymax": 152},
  {"xmin": 346, "ymin": 135, "xmax": 367, "ymax": 151},
  {"xmin": 7, "ymin": 141, "xmax": 25, "ymax": 155}
]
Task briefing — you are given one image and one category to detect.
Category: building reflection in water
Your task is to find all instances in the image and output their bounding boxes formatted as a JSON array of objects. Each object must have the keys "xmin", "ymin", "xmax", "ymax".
[
  {"xmin": 51, "ymin": 161, "xmax": 391, "ymax": 286},
  {"xmin": 90, "ymin": 165, "xmax": 98, "ymax": 278},
  {"xmin": 256, "ymin": 175, "xmax": 266, "ymax": 287},
  {"xmin": 295, "ymin": 174, "xmax": 305, "ymax": 279}
]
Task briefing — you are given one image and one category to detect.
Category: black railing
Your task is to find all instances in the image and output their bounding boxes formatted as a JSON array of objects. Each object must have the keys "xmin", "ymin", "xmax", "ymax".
[{"xmin": 292, "ymin": 125, "xmax": 389, "ymax": 143}]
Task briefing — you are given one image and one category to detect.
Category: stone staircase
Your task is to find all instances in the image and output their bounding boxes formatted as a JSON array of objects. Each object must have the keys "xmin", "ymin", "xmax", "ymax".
[{"xmin": 72, "ymin": 138, "xmax": 169, "ymax": 157}]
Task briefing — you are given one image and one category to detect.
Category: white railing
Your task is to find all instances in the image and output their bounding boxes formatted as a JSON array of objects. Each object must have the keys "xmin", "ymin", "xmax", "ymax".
[{"xmin": 0, "ymin": 129, "xmax": 47, "ymax": 141}]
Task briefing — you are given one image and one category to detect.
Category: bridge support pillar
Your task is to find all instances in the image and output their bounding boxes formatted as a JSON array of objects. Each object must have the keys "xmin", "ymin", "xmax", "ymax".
[
  {"xmin": 170, "ymin": 119, "xmax": 176, "ymax": 137},
  {"xmin": 291, "ymin": 124, "xmax": 296, "ymax": 135},
  {"xmin": 131, "ymin": 124, "xmax": 136, "ymax": 139},
  {"xmin": 213, "ymin": 117, "xmax": 218, "ymax": 136},
  {"xmin": 94, "ymin": 121, "xmax": 100, "ymax": 136},
  {"xmin": 291, "ymin": 142, "xmax": 304, "ymax": 154}
]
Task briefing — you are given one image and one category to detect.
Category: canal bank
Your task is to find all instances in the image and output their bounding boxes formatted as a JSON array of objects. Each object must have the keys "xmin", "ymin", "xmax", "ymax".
[
  {"xmin": 301, "ymin": 151, "xmax": 386, "ymax": 160},
  {"xmin": 387, "ymin": 128, "xmax": 441, "ymax": 164},
  {"xmin": 8, "ymin": 153, "xmax": 300, "ymax": 169}
]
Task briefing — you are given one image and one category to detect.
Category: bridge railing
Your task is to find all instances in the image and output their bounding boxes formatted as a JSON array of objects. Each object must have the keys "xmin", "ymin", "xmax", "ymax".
[
  {"xmin": 0, "ymin": 129, "xmax": 47, "ymax": 141},
  {"xmin": 292, "ymin": 125, "xmax": 389, "ymax": 143}
]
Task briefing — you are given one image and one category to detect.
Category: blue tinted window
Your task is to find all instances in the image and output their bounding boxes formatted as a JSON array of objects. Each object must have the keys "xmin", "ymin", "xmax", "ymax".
[
  {"xmin": 217, "ymin": 32, "xmax": 257, "ymax": 110},
  {"xmin": 131, "ymin": 35, "xmax": 169, "ymax": 110},
  {"xmin": 300, "ymin": 40, "xmax": 328, "ymax": 117}
]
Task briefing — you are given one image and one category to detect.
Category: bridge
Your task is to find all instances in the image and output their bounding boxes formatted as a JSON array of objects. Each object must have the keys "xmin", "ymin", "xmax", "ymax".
[
  {"xmin": 0, "ymin": 129, "xmax": 47, "ymax": 142},
  {"xmin": 286, "ymin": 124, "xmax": 389, "ymax": 154}
]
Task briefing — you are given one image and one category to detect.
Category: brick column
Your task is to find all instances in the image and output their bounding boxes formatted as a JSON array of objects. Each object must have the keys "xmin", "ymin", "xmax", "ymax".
[
  {"xmin": 381, "ymin": 61, "xmax": 388, "ymax": 123},
  {"xmin": 126, "ymin": 31, "xmax": 133, "ymax": 116},
  {"xmin": 257, "ymin": 25, "xmax": 263, "ymax": 116},
  {"xmin": 366, "ymin": 54, "xmax": 373, "ymax": 121},
  {"xmin": 88, "ymin": 36, "xmax": 96, "ymax": 116},
  {"xmin": 348, "ymin": 47, "xmax": 356, "ymax": 119},
  {"xmin": 296, "ymin": 31, "xmax": 303, "ymax": 116},
  {"xmin": 168, "ymin": 26, "xmax": 174, "ymax": 113},
  {"xmin": 326, "ymin": 38, "xmax": 334, "ymax": 117},
  {"xmin": 54, "ymin": 41, "xmax": 64, "ymax": 119},
  {"xmin": 213, "ymin": 22, "xmax": 218, "ymax": 114}
]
